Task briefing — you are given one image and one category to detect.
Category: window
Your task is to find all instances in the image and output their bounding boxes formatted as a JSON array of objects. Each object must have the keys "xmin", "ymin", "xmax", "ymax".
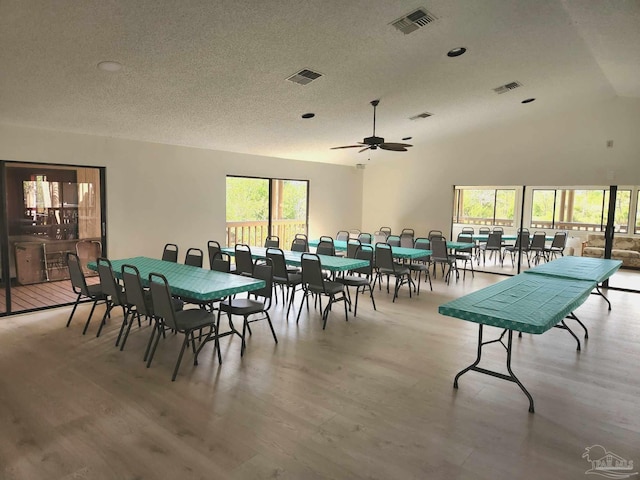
[
  {"xmin": 453, "ymin": 188, "xmax": 516, "ymax": 226},
  {"xmin": 636, "ymin": 191, "xmax": 640, "ymax": 234},
  {"xmin": 531, "ymin": 188, "xmax": 631, "ymax": 233},
  {"xmin": 226, "ymin": 176, "xmax": 308, "ymax": 248}
]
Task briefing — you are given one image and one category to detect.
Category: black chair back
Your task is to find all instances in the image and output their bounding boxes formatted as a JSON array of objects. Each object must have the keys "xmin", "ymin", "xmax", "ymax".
[
  {"xmin": 235, "ymin": 244, "xmax": 254, "ymax": 275},
  {"xmin": 352, "ymin": 245, "xmax": 374, "ymax": 276},
  {"xmin": 148, "ymin": 273, "xmax": 178, "ymax": 331},
  {"xmin": 386, "ymin": 235, "xmax": 401, "ymax": 247},
  {"xmin": 67, "ymin": 252, "xmax": 90, "ymax": 296},
  {"xmin": 266, "ymin": 248, "xmax": 288, "ymax": 280},
  {"xmin": 252, "ymin": 260, "xmax": 273, "ymax": 304},
  {"xmin": 210, "ymin": 252, "xmax": 231, "ymax": 272},
  {"xmin": 301, "ymin": 253, "xmax": 326, "ymax": 293},
  {"xmin": 316, "ymin": 240, "xmax": 335, "ymax": 256},
  {"xmin": 207, "ymin": 240, "xmax": 222, "ymax": 269},
  {"xmin": 184, "ymin": 248, "xmax": 204, "ymax": 267},
  {"xmin": 428, "ymin": 230, "xmax": 443, "ymax": 241},
  {"xmin": 461, "ymin": 227, "xmax": 475, "ymax": 234},
  {"xmin": 430, "ymin": 236, "xmax": 450, "ymax": 262},
  {"xmin": 336, "ymin": 231, "xmax": 350, "ymax": 241},
  {"xmin": 530, "ymin": 232, "xmax": 546, "ymax": 249},
  {"xmin": 162, "ymin": 243, "xmax": 179, "ymax": 263},
  {"xmin": 264, "ymin": 236, "xmax": 280, "ymax": 248},
  {"xmin": 122, "ymin": 264, "xmax": 150, "ymax": 316},
  {"xmin": 379, "ymin": 227, "xmax": 392, "ymax": 237},
  {"xmin": 291, "ymin": 237, "xmax": 309, "ymax": 252},
  {"xmin": 413, "ymin": 238, "xmax": 431, "ymax": 262},
  {"xmin": 358, "ymin": 232, "xmax": 373, "ymax": 244},
  {"xmin": 478, "ymin": 227, "xmax": 491, "ymax": 235},
  {"xmin": 97, "ymin": 258, "xmax": 123, "ymax": 306},
  {"xmin": 374, "ymin": 242, "xmax": 395, "ymax": 271},
  {"xmin": 346, "ymin": 239, "xmax": 362, "ymax": 258},
  {"xmin": 486, "ymin": 232, "xmax": 502, "ymax": 249},
  {"xmin": 456, "ymin": 234, "xmax": 474, "ymax": 254},
  {"xmin": 400, "ymin": 233, "xmax": 414, "ymax": 248},
  {"xmin": 551, "ymin": 232, "xmax": 567, "ymax": 248}
]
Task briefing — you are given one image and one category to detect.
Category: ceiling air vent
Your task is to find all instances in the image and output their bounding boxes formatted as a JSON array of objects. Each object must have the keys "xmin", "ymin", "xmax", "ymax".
[
  {"xmin": 286, "ymin": 68, "xmax": 322, "ymax": 86},
  {"xmin": 493, "ymin": 81, "xmax": 523, "ymax": 94},
  {"xmin": 409, "ymin": 112, "xmax": 433, "ymax": 121},
  {"xmin": 391, "ymin": 8, "xmax": 437, "ymax": 34}
]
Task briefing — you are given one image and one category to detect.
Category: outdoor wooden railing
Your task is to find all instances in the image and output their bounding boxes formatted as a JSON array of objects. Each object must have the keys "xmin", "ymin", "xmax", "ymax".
[{"xmin": 226, "ymin": 220, "xmax": 307, "ymax": 248}]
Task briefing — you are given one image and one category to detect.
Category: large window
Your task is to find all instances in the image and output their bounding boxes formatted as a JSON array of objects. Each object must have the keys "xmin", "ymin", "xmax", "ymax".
[
  {"xmin": 453, "ymin": 188, "xmax": 516, "ymax": 226},
  {"xmin": 226, "ymin": 176, "xmax": 308, "ymax": 248},
  {"xmin": 531, "ymin": 188, "xmax": 631, "ymax": 233}
]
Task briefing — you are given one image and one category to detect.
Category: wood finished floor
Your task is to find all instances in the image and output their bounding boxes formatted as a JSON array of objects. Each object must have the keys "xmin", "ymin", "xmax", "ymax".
[{"xmin": 0, "ymin": 272, "xmax": 638, "ymax": 480}]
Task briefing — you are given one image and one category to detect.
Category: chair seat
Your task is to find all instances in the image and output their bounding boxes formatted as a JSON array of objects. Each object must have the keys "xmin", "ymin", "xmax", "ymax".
[
  {"xmin": 338, "ymin": 275, "xmax": 370, "ymax": 287},
  {"xmin": 308, "ymin": 280, "xmax": 344, "ymax": 295},
  {"xmin": 220, "ymin": 298, "xmax": 265, "ymax": 316},
  {"xmin": 408, "ymin": 263, "xmax": 430, "ymax": 272},
  {"xmin": 87, "ymin": 284, "xmax": 106, "ymax": 298},
  {"xmin": 274, "ymin": 273, "xmax": 302, "ymax": 285},
  {"xmin": 379, "ymin": 265, "xmax": 410, "ymax": 276},
  {"xmin": 174, "ymin": 308, "xmax": 218, "ymax": 331},
  {"xmin": 144, "ymin": 291, "xmax": 184, "ymax": 311}
]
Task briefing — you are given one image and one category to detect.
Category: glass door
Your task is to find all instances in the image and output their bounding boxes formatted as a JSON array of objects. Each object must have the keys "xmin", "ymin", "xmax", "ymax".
[
  {"xmin": 607, "ymin": 186, "xmax": 640, "ymax": 291},
  {"xmin": 2, "ymin": 162, "xmax": 105, "ymax": 315},
  {"xmin": 226, "ymin": 176, "xmax": 309, "ymax": 249}
]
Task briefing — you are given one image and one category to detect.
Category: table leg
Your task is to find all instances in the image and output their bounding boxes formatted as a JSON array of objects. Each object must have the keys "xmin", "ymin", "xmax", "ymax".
[
  {"xmin": 592, "ymin": 285, "xmax": 612, "ymax": 311},
  {"xmin": 454, "ymin": 325, "xmax": 535, "ymax": 413}
]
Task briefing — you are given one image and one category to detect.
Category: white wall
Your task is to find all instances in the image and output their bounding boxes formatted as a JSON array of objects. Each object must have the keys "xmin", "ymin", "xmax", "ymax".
[
  {"xmin": 362, "ymin": 97, "xmax": 640, "ymax": 238},
  {"xmin": 0, "ymin": 125, "xmax": 364, "ymax": 259}
]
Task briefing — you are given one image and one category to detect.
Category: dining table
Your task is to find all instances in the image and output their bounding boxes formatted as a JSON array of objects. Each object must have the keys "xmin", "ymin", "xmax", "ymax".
[
  {"xmin": 438, "ymin": 272, "xmax": 597, "ymax": 413},
  {"xmin": 307, "ymin": 239, "xmax": 432, "ymax": 260}
]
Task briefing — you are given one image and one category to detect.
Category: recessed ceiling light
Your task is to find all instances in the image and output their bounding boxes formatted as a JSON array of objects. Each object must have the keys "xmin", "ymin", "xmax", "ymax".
[
  {"xmin": 522, "ymin": 98, "xmax": 536, "ymax": 104},
  {"xmin": 97, "ymin": 61, "xmax": 122, "ymax": 72},
  {"xmin": 402, "ymin": 137, "xmax": 412, "ymax": 141},
  {"xmin": 447, "ymin": 47, "xmax": 466, "ymax": 58},
  {"xmin": 301, "ymin": 113, "xmax": 315, "ymax": 119}
]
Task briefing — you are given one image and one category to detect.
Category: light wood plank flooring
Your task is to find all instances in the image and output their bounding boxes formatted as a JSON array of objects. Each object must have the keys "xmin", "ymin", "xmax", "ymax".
[{"xmin": 0, "ymin": 272, "xmax": 638, "ymax": 479}]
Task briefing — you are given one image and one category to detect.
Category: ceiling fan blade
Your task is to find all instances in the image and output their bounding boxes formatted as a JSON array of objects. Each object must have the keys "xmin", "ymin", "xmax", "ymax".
[
  {"xmin": 379, "ymin": 143, "xmax": 408, "ymax": 151},
  {"xmin": 382, "ymin": 142, "xmax": 413, "ymax": 148},
  {"xmin": 330, "ymin": 144, "xmax": 365, "ymax": 150},
  {"xmin": 358, "ymin": 146, "xmax": 372, "ymax": 153}
]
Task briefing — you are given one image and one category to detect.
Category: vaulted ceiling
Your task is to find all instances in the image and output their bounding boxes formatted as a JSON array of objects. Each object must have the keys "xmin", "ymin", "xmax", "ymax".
[{"xmin": 1, "ymin": 0, "xmax": 639, "ymax": 165}]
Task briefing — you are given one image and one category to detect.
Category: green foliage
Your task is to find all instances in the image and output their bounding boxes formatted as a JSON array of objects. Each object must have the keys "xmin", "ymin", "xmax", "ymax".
[{"xmin": 226, "ymin": 177, "xmax": 269, "ymax": 221}]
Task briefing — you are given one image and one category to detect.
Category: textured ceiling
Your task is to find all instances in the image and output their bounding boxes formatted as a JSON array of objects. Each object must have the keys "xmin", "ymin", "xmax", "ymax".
[{"xmin": 1, "ymin": 0, "xmax": 638, "ymax": 165}]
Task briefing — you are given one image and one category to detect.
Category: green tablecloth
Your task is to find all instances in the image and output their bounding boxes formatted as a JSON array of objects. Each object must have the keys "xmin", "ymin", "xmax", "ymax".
[
  {"xmin": 88, "ymin": 256, "xmax": 264, "ymax": 301},
  {"xmin": 308, "ymin": 239, "xmax": 431, "ymax": 259},
  {"xmin": 524, "ymin": 256, "xmax": 622, "ymax": 283},
  {"xmin": 222, "ymin": 247, "xmax": 369, "ymax": 272},
  {"xmin": 438, "ymin": 274, "xmax": 596, "ymax": 334}
]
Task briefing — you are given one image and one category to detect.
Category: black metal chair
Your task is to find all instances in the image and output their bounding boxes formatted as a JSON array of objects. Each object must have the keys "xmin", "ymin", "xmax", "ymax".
[
  {"xmin": 147, "ymin": 273, "xmax": 219, "ymax": 381},
  {"xmin": 346, "ymin": 239, "xmax": 362, "ymax": 258},
  {"xmin": 291, "ymin": 237, "xmax": 309, "ymax": 252},
  {"xmin": 234, "ymin": 244, "xmax": 254, "ymax": 276},
  {"xmin": 161, "ymin": 243, "xmax": 179, "ymax": 262},
  {"xmin": 386, "ymin": 235, "xmax": 401, "ymax": 247},
  {"xmin": 264, "ymin": 235, "xmax": 280, "ymax": 248},
  {"xmin": 118, "ymin": 264, "xmax": 185, "ymax": 352},
  {"xmin": 455, "ymin": 233, "xmax": 475, "ymax": 279},
  {"xmin": 65, "ymin": 252, "xmax": 106, "ymax": 335},
  {"xmin": 95, "ymin": 257, "xmax": 127, "ymax": 338},
  {"xmin": 219, "ymin": 260, "xmax": 277, "ymax": 357},
  {"xmin": 502, "ymin": 231, "xmax": 531, "ymax": 267},
  {"xmin": 296, "ymin": 253, "xmax": 348, "ymax": 329},
  {"xmin": 374, "ymin": 243, "xmax": 413, "ymax": 301},
  {"xmin": 336, "ymin": 230, "xmax": 350, "ymax": 242},
  {"xmin": 358, "ymin": 232, "xmax": 373, "ymax": 244},
  {"xmin": 480, "ymin": 232, "xmax": 503, "ymax": 266},
  {"xmin": 336, "ymin": 245, "xmax": 376, "ymax": 316},
  {"xmin": 399, "ymin": 232, "xmax": 414, "ymax": 248},
  {"xmin": 529, "ymin": 231, "xmax": 547, "ymax": 265},
  {"xmin": 379, "ymin": 227, "xmax": 392, "ymax": 237},
  {"xmin": 545, "ymin": 231, "xmax": 568, "ymax": 261},
  {"xmin": 316, "ymin": 238, "xmax": 336, "ymax": 256},
  {"xmin": 266, "ymin": 247, "xmax": 302, "ymax": 316},
  {"xmin": 430, "ymin": 236, "xmax": 459, "ymax": 284},
  {"xmin": 210, "ymin": 251, "xmax": 231, "ymax": 273},
  {"xmin": 184, "ymin": 248, "xmax": 204, "ymax": 267},
  {"xmin": 207, "ymin": 240, "xmax": 222, "ymax": 268},
  {"xmin": 408, "ymin": 238, "xmax": 433, "ymax": 294}
]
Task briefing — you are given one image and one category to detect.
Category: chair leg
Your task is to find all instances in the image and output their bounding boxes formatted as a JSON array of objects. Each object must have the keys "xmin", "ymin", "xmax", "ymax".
[
  {"xmin": 265, "ymin": 312, "xmax": 278, "ymax": 344},
  {"xmin": 146, "ymin": 322, "xmax": 163, "ymax": 368},
  {"xmin": 66, "ymin": 294, "xmax": 82, "ymax": 327},
  {"xmin": 82, "ymin": 299, "xmax": 100, "ymax": 335},
  {"xmin": 115, "ymin": 306, "xmax": 131, "ymax": 347},
  {"xmin": 171, "ymin": 333, "xmax": 191, "ymax": 381}
]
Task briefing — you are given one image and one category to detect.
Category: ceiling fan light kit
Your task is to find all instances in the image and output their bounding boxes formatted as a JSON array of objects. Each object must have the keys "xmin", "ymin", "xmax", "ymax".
[{"xmin": 331, "ymin": 99, "xmax": 413, "ymax": 154}]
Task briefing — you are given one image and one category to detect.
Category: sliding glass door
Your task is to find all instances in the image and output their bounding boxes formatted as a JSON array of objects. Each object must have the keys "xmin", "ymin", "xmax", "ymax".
[
  {"xmin": 1, "ymin": 161, "xmax": 106, "ymax": 315},
  {"xmin": 226, "ymin": 176, "xmax": 308, "ymax": 249}
]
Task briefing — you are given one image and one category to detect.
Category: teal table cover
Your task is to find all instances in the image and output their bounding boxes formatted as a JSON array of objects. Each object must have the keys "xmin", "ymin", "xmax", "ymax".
[
  {"xmin": 472, "ymin": 234, "xmax": 553, "ymax": 242},
  {"xmin": 88, "ymin": 256, "xmax": 264, "ymax": 301},
  {"xmin": 438, "ymin": 274, "xmax": 596, "ymax": 334},
  {"xmin": 222, "ymin": 247, "xmax": 369, "ymax": 272},
  {"xmin": 523, "ymin": 256, "xmax": 622, "ymax": 283},
  {"xmin": 308, "ymin": 239, "xmax": 431, "ymax": 259}
]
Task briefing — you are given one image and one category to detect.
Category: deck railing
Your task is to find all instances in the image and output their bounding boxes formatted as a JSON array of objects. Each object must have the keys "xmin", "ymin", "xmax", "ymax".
[{"xmin": 226, "ymin": 220, "xmax": 307, "ymax": 248}]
